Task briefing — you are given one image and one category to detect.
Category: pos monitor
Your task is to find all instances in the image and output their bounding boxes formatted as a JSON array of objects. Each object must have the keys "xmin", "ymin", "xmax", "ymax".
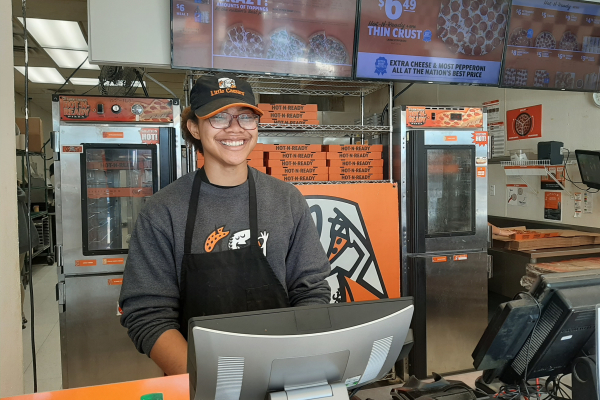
[
  {"xmin": 575, "ymin": 150, "xmax": 600, "ymax": 190},
  {"xmin": 187, "ymin": 298, "xmax": 414, "ymax": 400},
  {"xmin": 472, "ymin": 271, "xmax": 599, "ymax": 398}
]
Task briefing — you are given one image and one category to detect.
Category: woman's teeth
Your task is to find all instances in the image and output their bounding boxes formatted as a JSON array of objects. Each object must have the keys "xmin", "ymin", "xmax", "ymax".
[{"xmin": 220, "ymin": 140, "xmax": 244, "ymax": 147}]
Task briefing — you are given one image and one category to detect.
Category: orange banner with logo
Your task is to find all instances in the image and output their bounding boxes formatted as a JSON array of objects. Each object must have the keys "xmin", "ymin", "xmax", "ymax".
[{"xmin": 298, "ymin": 183, "xmax": 400, "ymax": 303}]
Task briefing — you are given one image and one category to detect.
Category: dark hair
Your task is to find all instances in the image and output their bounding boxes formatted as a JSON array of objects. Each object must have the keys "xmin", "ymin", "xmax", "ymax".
[{"xmin": 181, "ymin": 106, "xmax": 203, "ymax": 154}]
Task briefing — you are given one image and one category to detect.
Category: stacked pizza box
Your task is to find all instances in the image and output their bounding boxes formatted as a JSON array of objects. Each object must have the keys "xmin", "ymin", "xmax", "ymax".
[
  {"xmin": 324, "ymin": 144, "xmax": 384, "ymax": 181},
  {"xmin": 264, "ymin": 144, "xmax": 328, "ymax": 182},
  {"xmin": 196, "ymin": 143, "xmax": 267, "ymax": 173},
  {"xmin": 258, "ymin": 103, "xmax": 319, "ymax": 125}
]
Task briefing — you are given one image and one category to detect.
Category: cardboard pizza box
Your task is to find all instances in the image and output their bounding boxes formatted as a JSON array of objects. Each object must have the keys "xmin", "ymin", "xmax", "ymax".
[
  {"xmin": 257, "ymin": 104, "xmax": 318, "ymax": 112},
  {"xmin": 323, "ymin": 144, "xmax": 384, "ymax": 152},
  {"xmin": 248, "ymin": 159, "xmax": 265, "ymax": 168},
  {"xmin": 268, "ymin": 166, "xmax": 329, "ymax": 175},
  {"xmin": 252, "ymin": 166, "xmax": 267, "ymax": 173},
  {"xmin": 329, "ymin": 166, "xmax": 383, "ymax": 175},
  {"xmin": 253, "ymin": 143, "xmax": 265, "ymax": 151},
  {"xmin": 267, "ymin": 159, "xmax": 328, "ymax": 168},
  {"xmin": 263, "ymin": 111, "xmax": 319, "ymax": 121},
  {"xmin": 271, "ymin": 174, "xmax": 328, "ymax": 182},
  {"xmin": 329, "ymin": 173, "xmax": 384, "ymax": 181},
  {"xmin": 326, "ymin": 152, "xmax": 383, "ymax": 160},
  {"xmin": 262, "ymin": 144, "xmax": 323, "ymax": 152},
  {"xmin": 327, "ymin": 159, "xmax": 385, "ymax": 167},
  {"xmin": 266, "ymin": 152, "xmax": 327, "ymax": 160},
  {"xmin": 260, "ymin": 119, "xmax": 320, "ymax": 125}
]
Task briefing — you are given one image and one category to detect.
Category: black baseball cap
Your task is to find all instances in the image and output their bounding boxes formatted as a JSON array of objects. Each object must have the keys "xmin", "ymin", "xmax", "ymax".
[{"xmin": 190, "ymin": 73, "xmax": 263, "ymax": 119}]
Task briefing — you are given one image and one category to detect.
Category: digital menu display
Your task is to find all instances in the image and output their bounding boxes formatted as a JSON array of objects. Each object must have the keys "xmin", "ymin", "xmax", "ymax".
[
  {"xmin": 502, "ymin": 0, "xmax": 600, "ymax": 91},
  {"xmin": 171, "ymin": 0, "xmax": 357, "ymax": 78},
  {"xmin": 355, "ymin": 0, "xmax": 510, "ymax": 84}
]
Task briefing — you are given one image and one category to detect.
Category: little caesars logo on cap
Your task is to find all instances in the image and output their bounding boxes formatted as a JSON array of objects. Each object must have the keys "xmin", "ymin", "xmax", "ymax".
[
  {"xmin": 211, "ymin": 77, "xmax": 245, "ymax": 97},
  {"xmin": 218, "ymin": 77, "xmax": 236, "ymax": 89}
]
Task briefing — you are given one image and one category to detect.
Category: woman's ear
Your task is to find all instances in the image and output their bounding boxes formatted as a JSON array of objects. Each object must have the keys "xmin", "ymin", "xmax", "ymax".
[{"xmin": 187, "ymin": 119, "xmax": 201, "ymax": 141}]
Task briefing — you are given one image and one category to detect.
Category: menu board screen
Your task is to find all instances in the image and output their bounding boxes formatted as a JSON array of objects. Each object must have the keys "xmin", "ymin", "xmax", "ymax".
[
  {"xmin": 502, "ymin": 0, "xmax": 600, "ymax": 91},
  {"xmin": 355, "ymin": 0, "xmax": 510, "ymax": 84},
  {"xmin": 171, "ymin": 0, "xmax": 357, "ymax": 78}
]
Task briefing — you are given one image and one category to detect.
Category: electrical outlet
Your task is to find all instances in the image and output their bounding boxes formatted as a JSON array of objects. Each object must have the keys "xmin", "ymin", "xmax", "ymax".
[{"xmin": 489, "ymin": 185, "xmax": 496, "ymax": 196}]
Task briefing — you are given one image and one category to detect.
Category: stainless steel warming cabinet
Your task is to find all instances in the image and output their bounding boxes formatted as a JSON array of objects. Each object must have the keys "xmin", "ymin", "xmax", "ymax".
[{"xmin": 53, "ymin": 95, "xmax": 182, "ymax": 388}]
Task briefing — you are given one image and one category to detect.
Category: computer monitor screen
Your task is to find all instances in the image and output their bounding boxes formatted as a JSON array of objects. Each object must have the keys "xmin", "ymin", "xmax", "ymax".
[
  {"xmin": 576, "ymin": 150, "xmax": 600, "ymax": 190},
  {"xmin": 187, "ymin": 298, "xmax": 414, "ymax": 400},
  {"xmin": 473, "ymin": 271, "xmax": 600, "ymax": 384},
  {"xmin": 171, "ymin": 0, "xmax": 358, "ymax": 78}
]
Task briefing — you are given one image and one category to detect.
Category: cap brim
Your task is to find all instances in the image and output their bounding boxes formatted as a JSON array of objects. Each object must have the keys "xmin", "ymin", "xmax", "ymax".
[{"xmin": 195, "ymin": 97, "xmax": 263, "ymax": 119}]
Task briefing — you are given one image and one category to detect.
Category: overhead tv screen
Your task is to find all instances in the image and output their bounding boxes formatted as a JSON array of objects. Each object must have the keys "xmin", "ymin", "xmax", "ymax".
[
  {"xmin": 502, "ymin": 0, "xmax": 600, "ymax": 91},
  {"xmin": 171, "ymin": 0, "xmax": 357, "ymax": 78},
  {"xmin": 354, "ymin": 0, "xmax": 510, "ymax": 85}
]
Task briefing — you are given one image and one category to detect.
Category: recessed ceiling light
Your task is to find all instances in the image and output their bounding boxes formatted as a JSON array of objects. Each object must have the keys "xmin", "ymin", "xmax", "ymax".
[
  {"xmin": 17, "ymin": 17, "xmax": 87, "ymax": 51},
  {"xmin": 45, "ymin": 49, "xmax": 99, "ymax": 70},
  {"xmin": 14, "ymin": 66, "xmax": 65, "ymax": 84},
  {"xmin": 69, "ymin": 77, "xmax": 100, "ymax": 86}
]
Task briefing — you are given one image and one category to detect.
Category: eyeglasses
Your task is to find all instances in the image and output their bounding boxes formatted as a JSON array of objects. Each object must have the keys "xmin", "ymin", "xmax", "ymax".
[{"xmin": 208, "ymin": 112, "xmax": 260, "ymax": 130}]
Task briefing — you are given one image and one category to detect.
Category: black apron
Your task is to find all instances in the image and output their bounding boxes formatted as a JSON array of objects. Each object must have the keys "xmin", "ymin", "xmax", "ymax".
[{"xmin": 178, "ymin": 168, "xmax": 290, "ymax": 339}]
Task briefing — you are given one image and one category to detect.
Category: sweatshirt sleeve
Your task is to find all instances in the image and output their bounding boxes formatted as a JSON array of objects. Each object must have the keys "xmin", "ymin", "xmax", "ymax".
[
  {"xmin": 285, "ymin": 191, "xmax": 332, "ymax": 306},
  {"xmin": 119, "ymin": 212, "xmax": 181, "ymax": 356}
]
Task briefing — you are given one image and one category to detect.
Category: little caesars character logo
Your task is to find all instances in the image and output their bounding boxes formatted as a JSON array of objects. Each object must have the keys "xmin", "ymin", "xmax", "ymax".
[{"xmin": 211, "ymin": 77, "xmax": 245, "ymax": 97}]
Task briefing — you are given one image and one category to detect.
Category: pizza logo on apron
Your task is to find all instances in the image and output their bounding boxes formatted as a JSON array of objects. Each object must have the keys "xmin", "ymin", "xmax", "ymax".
[
  {"xmin": 204, "ymin": 226, "xmax": 269, "ymax": 256},
  {"xmin": 205, "ymin": 226, "xmax": 230, "ymax": 252}
]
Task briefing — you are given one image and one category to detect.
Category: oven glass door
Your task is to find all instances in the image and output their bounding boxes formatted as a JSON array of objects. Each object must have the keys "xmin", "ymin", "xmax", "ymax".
[
  {"xmin": 81, "ymin": 145, "xmax": 157, "ymax": 255},
  {"xmin": 425, "ymin": 146, "xmax": 476, "ymax": 237}
]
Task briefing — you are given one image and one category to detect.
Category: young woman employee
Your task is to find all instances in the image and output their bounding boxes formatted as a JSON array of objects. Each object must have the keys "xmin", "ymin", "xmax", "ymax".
[{"xmin": 119, "ymin": 73, "xmax": 332, "ymax": 375}]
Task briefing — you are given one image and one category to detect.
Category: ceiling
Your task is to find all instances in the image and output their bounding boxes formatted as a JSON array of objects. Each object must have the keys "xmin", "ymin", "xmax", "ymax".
[{"xmin": 11, "ymin": 0, "xmax": 188, "ymax": 115}]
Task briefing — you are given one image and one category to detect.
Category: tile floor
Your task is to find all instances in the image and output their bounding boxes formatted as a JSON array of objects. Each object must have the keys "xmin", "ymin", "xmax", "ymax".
[{"xmin": 22, "ymin": 263, "xmax": 62, "ymax": 394}]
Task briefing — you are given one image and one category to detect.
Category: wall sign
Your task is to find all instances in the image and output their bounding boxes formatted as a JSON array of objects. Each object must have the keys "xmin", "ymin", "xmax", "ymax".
[
  {"xmin": 506, "ymin": 104, "xmax": 542, "ymax": 141},
  {"xmin": 544, "ymin": 191, "xmax": 562, "ymax": 221}
]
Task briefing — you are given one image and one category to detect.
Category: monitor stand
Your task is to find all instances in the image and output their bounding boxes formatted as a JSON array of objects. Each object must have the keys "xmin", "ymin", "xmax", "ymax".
[
  {"xmin": 268, "ymin": 382, "xmax": 349, "ymax": 400},
  {"xmin": 572, "ymin": 356, "xmax": 598, "ymax": 400}
]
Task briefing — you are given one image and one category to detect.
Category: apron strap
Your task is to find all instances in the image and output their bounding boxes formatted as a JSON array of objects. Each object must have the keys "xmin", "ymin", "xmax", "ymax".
[
  {"xmin": 184, "ymin": 169, "xmax": 204, "ymax": 254},
  {"xmin": 184, "ymin": 167, "xmax": 259, "ymax": 254},
  {"xmin": 247, "ymin": 167, "xmax": 259, "ymax": 246}
]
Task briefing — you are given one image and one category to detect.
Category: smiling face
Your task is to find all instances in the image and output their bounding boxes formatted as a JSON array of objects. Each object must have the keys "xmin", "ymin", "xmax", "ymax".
[{"xmin": 188, "ymin": 106, "xmax": 259, "ymax": 168}]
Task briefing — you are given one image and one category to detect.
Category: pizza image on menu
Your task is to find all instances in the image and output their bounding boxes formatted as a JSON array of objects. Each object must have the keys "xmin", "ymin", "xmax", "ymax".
[
  {"xmin": 504, "ymin": 68, "xmax": 527, "ymax": 86},
  {"xmin": 266, "ymin": 29, "xmax": 307, "ymax": 62},
  {"xmin": 555, "ymin": 72, "xmax": 575, "ymax": 89},
  {"xmin": 535, "ymin": 31, "xmax": 557, "ymax": 49},
  {"xmin": 307, "ymin": 32, "xmax": 348, "ymax": 64},
  {"xmin": 222, "ymin": 24, "xmax": 265, "ymax": 58},
  {"xmin": 515, "ymin": 69, "xmax": 529, "ymax": 87},
  {"xmin": 504, "ymin": 68, "xmax": 516, "ymax": 85},
  {"xmin": 509, "ymin": 28, "xmax": 532, "ymax": 47},
  {"xmin": 559, "ymin": 31, "xmax": 579, "ymax": 51},
  {"xmin": 534, "ymin": 70, "xmax": 550, "ymax": 88},
  {"xmin": 584, "ymin": 73, "xmax": 599, "ymax": 91},
  {"xmin": 437, "ymin": 0, "xmax": 510, "ymax": 56}
]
